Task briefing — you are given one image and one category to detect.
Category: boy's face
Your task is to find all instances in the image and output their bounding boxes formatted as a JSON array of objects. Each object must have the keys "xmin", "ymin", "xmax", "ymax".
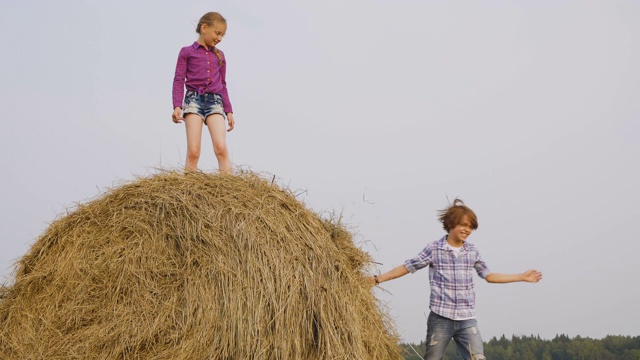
[{"xmin": 447, "ymin": 215, "xmax": 474, "ymax": 245}]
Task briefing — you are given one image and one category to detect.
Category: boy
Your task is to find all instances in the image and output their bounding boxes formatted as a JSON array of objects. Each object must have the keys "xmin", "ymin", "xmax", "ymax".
[{"xmin": 370, "ymin": 199, "xmax": 542, "ymax": 360}]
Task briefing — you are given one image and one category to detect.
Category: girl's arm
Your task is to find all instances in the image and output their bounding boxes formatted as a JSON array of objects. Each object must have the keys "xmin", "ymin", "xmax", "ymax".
[
  {"xmin": 172, "ymin": 49, "xmax": 188, "ymax": 123},
  {"xmin": 218, "ymin": 50, "xmax": 233, "ymax": 115},
  {"xmin": 216, "ymin": 50, "xmax": 234, "ymax": 131},
  {"xmin": 172, "ymin": 48, "xmax": 188, "ymax": 110},
  {"xmin": 485, "ymin": 269, "xmax": 542, "ymax": 284},
  {"xmin": 369, "ymin": 265, "xmax": 410, "ymax": 285}
]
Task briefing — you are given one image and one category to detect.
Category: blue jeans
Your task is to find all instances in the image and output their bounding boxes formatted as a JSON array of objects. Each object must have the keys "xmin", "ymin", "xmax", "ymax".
[{"xmin": 423, "ymin": 312, "xmax": 485, "ymax": 360}]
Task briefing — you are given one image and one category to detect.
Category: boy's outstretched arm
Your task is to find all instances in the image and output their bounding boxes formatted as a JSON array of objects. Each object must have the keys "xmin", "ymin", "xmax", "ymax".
[
  {"xmin": 485, "ymin": 269, "xmax": 542, "ymax": 284},
  {"xmin": 368, "ymin": 265, "xmax": 410, "ymax": 286}
]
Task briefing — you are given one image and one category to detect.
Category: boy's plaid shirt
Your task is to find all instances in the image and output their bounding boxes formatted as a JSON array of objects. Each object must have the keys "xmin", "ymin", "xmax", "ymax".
[{"xmin": 404, "ymin": 236, "xmax": 492, "ymax": 320}]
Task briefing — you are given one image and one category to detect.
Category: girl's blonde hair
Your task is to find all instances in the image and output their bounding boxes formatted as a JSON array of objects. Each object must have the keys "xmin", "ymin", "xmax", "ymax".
[
  {"xmin": 196, "ymin": 12, "xmax": 226, "ymax": 66},
  {"xmin": 196, "ymin": 12, "xmax": 226, "ymax": 34}
]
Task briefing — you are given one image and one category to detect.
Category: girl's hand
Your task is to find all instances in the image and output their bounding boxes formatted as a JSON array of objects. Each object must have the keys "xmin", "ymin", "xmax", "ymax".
[
  {"xmin": 172, "ymin": 107, "xmax": 183, "ymax": 123},
  {"xmin": 227, "ymin": 113, "xmax": 235, "ymax": 132}
]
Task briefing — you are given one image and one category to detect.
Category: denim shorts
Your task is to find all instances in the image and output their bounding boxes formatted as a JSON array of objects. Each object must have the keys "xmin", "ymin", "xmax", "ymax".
[{"xmin": 183, "ymin": 91, "xmax": 225, "ymax": 124}]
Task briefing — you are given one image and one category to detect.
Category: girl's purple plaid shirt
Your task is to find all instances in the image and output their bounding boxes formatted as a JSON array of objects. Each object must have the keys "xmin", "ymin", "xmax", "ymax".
[
  {"xmin": 172, "ymin": 42, "xmax": 233, "ymax": 113},
  {"xmin": 404, "ymin": 236, "xmax": 492, "ymax": 320}
]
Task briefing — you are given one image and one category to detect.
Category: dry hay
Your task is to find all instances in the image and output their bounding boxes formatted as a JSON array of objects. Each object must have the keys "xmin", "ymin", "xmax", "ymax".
[{"xmin": 0, "ymin": 171, "xmax": 401, "ymax": 359}]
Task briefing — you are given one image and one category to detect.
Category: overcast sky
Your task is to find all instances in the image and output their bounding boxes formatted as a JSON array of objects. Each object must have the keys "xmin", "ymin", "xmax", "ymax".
[{"xmin": 1, "ymin": 0, "xmax": 639, "ymax": 344}]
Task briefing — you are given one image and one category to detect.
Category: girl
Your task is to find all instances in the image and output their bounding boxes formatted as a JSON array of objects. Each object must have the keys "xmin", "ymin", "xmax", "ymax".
[{"xmin": 172, "ymin": 12, "xmax": 235, "ymax": 173}]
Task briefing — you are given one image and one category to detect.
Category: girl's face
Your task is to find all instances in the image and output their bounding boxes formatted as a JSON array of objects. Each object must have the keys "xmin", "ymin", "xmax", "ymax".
[{"xmin": 200, "ymin": 22, "xmax": 227, "ymax": 48}]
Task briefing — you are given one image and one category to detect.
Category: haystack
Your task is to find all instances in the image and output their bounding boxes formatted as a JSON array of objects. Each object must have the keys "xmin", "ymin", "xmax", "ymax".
[{"xmin": 0, "ymin": 171, "xmax": 401, "ymax": 359}]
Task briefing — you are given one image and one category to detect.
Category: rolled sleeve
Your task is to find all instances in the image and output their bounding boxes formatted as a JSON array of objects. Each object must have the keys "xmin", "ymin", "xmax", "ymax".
[
  {"xmin": 474, "ymin": 250, "xmax": 491, "ymax": 279},
  {"xmin": 404, "ymin": 245, "xmax": 433, "ymax": 273}
]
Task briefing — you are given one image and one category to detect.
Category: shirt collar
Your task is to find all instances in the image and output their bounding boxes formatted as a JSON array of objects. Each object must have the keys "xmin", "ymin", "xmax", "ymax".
[
  {"xmin": 191, "ymin": 41, "xmax": 214, "ymax": 51},
  {"xmin": 439, "ymin": 235, "xmax": 470, "ymax": 252}
]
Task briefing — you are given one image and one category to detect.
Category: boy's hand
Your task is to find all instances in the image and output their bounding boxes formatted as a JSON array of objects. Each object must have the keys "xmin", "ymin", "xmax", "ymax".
[
  {"xmin": 523, "ymin": 269, "xmax": 543, "ymax": 283},
  {"xmin": 172, "ymin": 107, "xmax": 183, "ymax": 123},
  {"xmin": 227, "ymin": 112, "xmax": 235, "ymax": 131}
]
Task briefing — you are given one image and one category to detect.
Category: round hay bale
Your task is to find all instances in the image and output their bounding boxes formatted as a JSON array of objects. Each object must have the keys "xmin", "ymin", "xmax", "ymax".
[{"xmin": 0, "ymin": 171, "xmax": 401, "ymax": 359}]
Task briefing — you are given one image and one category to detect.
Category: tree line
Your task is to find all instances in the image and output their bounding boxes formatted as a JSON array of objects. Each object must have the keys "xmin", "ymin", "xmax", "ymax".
[{"xmin": 400, "ymin": 334, "xmax": 640, "ymax": 359}]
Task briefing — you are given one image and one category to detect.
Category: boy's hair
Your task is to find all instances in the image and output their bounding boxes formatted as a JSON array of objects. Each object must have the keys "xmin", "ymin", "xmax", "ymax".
[
  {"xmin": 196, "ymin": 12, "xmax": 226, "ymax": 34},
  {"xmin": 437, "ymin": 198, "xmax": 478, "ymax": 232}
]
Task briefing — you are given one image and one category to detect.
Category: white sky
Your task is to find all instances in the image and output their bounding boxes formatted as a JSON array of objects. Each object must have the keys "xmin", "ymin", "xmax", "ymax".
[{"xmin": 1, "ymin": 0, "xmax": 639, "ymax": 344}]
